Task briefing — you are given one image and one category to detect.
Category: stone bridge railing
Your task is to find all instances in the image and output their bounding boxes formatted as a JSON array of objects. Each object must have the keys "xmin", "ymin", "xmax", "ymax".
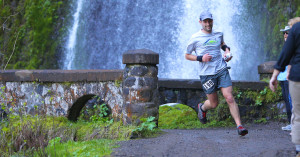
[
  {"xmin": 0, "ymin": 69, "xmax": 124, "ymax": 121},
  {"xmin": 0, "ymin": 49, "xmax": 275, "ymax": 124}
]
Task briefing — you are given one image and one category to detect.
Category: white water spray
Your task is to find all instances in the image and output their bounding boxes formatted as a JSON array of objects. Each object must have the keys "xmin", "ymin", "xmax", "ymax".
[
  {"xmin": 63, "ymin": 0, "xmax": 83, "ymax": 70},
  {"xmin": 62, "ymin": 0, "xmax": 264, "ymax": 80}
]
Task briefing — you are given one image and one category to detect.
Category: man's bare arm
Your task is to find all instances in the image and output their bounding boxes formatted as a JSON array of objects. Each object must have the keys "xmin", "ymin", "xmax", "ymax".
[
  {"xmin": 185, "ymin": 53, "xmax": 212, "ymax": 62},
  {"xmin": 185, "ymin": 53, "xmax": 197, "ymax": 61}
]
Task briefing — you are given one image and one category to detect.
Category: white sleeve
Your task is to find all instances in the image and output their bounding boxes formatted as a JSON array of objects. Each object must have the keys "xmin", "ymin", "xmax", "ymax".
[{"xmin": 186, "ymin": 38, "xmax": 195, "ymax": 54}]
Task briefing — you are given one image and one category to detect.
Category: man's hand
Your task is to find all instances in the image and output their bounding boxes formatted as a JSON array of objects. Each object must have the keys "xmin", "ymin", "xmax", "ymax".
[
  {"xmin": 269, "ymin": 69, "xmax": 280, "ymax": 92},
  {"xmin": 269, "ymin": 76, "xmax": 278, "ymax": 92},
  {"xmin": 202, "ymin": 53, "xmax": 212, "ymax": 62},
  {"xmin": 223, "ymin": 50, "xmax": 232, "ymax": 62}
]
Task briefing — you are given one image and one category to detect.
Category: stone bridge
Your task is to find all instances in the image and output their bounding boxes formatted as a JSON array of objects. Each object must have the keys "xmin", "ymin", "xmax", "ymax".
[{"xmin": 0, "ymin": 49, "xmax": 275, "ymax": 124}]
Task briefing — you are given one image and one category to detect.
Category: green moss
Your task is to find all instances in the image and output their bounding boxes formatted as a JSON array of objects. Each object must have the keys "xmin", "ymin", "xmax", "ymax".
[
  {"xmin": 62, "ymin": 82, "xmax": 72, "ymax": 87},
  {"xmin": 158, "ymin": 104, "xmax": 234, "ymax": 129},
  {"xmin": 234, "ymin": 86, "xmax": 281, "ymax": 107},
  {"xmin": 114, "ymin": 79, "xmax": 122, "ymax": 87},
  {"xmin": 0, "ymin": 0, "xmax": 71, "ymax": 70},
  {"xmin": 39, "ymin": 139, "xmax": 118, "ymax": 157},
  {"xmin": 232, "ymin": 85, "xmax": 283, "ymax": 123},
  {"xmin": 158, "ymin": 86, "xmax": 284, "ymax": 129},
  {"xmin": 262, "ymin": 0, "xmax": 300, "ymax": 60},
  {"xmin": 254, "ymin": 118, "xmax": 267, "ymax": 124}
]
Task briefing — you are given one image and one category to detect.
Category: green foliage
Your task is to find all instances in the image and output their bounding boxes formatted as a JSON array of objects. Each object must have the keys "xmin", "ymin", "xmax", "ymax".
[
  {"xmin": 159, "ymin": 85, "xmax": 284, "ymax": 129},
  {"xmin": 0, "ymin": 85, "xmax": 16, "ymax": 116},
  {"xmin": 0, "ymin": 115, "xmax": 135, "ymax": 156},
  {"xmin": 254, "ymin": 118, "xmax": 267, "ymax": 124},
  {"xmin": 132, "ymin": 116, "xmax": 157, "ymax": 137},
  {"xmin": 78, "ymin": 96, "xmax": 112, "ymax": 124},
  {"xmin": 232, "ymin": 85, "xmax": 284, "ymax": 123},
  {"xmin": 235, "ymin": 86, "xmax": 282, "ymax": 106},
  {"xmin": 48, "ymin": 136, "xmax": 61, "ymax": 147},
  {"xmin": 114, "ymin": 79, "xmax": 122, "ymax": 87},
  {"xmin": 158, "ymin": 104, "xmax": 234, "ymax": 129},
  {"xmin": 0, "ymin": 0, "xmax": 71, "ymax": 70},
  {"xmin": 41, "ymin": 139, "xmax": 118, "ymax": 157},
  {"xmin": 99, "ymin": 104, "xmax": 109, "ymax": 117},
  {"xmin": 262, "ymin": 0, "xmax": 300, "ymax": 60}
]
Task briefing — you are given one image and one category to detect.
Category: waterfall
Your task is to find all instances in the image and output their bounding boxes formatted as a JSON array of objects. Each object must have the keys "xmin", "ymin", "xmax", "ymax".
[
  {"xmin": 63, "ymin": 0, "xmax": 265, "ymax": 81},
  {"xmin": 63, "ymin": 0, "xmax": 83, "ymax": 70}
]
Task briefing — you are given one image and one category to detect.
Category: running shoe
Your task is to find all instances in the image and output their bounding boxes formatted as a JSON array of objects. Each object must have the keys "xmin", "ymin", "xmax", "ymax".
[
  {"xmin": 282, "ymin": 124, "xmax": 292, "ymax": 131},
  {"xmin": 197, "ymin": 103, "xmax": 207, "ymax": 124},
  {"xmin": 237, "ymin": 125, "xmax": 248, "ymax": 136}
]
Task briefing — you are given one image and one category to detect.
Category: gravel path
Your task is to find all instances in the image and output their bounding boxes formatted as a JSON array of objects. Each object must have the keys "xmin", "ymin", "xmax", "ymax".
[{"xmin": 111, "ymin": 122, "xmax": 295, "ymax": 157}]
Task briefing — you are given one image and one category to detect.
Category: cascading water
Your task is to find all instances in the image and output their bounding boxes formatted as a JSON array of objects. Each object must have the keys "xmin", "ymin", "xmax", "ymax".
[
  {"xmin": 64, "ymin": 0, "xmax": 83, "ymax": 70},
  {"xmin": 63, "ymin": 0, "xmax": 266, "ymax": 81}
]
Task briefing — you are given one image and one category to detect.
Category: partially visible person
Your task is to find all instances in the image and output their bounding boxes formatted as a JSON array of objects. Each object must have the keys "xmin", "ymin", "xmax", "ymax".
[
  {"xmin": 278, "ymin": 26, "xmax": 293, "ymax": 131},
  {"xmin": 289, "ymin": 17, "xmax": 300, "ymax": 28},
  {"xmin": 269, "ymin": 18, "xmax": 300, "ymax": 156}
]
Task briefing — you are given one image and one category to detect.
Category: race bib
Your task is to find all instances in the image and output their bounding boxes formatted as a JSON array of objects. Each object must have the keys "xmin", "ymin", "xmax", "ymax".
[{"xmin": 203, "ymin": 79, "xmax": 214, "ymax": 90}]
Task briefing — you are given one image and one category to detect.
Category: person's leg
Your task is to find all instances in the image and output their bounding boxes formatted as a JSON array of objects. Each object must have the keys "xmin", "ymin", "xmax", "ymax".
[
  {"xmin": 220, "ymin": 86, "xmax": 242, "ymax": 126},
  {"xmin": 197, "ymin": 92, "xmax": 218, "ymax": 124},
  {"xmin": 289, "ymin": 80, "xmax": 300, "ymax": 153},
  {"xmin": 281, "ymin": 81, "xmax": 292, "ymax": 122},
  {"xmin": 201, "ymin": 92, "xmax": 219, "ymax": 111},
  {"xmin": 198, "ymin": 74, "xmax": 219, "ymax": 123}
]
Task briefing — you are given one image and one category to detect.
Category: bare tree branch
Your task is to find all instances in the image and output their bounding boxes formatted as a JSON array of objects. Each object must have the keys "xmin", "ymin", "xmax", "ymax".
[
  {"xmin": 1, "ymin": 12, "xmax": 20, "ymax": 31},
  {"xmin": 3, "ymin": 31, "xmax": 19, "ymax": 71}
]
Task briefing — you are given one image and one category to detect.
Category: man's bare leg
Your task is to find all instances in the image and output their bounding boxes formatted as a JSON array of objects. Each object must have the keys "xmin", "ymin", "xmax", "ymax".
[
  {"xmin": 197, "ymin": 92, "xmax": 219, "ymax": 124},
  {"xmin": 220, "ymin": 86, "xmax": 242, "ymax": 126},
  {"xmin": 201, "ymin": 92, "xmax": 219, "ymax": 111}
]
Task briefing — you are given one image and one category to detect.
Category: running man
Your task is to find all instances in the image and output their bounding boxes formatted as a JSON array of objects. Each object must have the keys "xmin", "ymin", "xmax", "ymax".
[{"xmin": 185, "ymin": 10, "xmax": 248, "ymax": 136}]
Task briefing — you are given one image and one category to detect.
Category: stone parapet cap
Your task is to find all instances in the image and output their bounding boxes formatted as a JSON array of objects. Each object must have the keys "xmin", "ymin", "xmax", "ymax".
[
  {"xmin": 258, "ymin": 61, "xmax": 276, "ymax": 74},
  {"xmin": 123, "ymin": 49, "xmax": 159, "ymax": 65},
  {"xmin": 158, "ymin": 79, "xmax": 202, "ymax": 89},
  {"xmin": 0, "ymin": 69, "xmax": 123, "ymax": 82},
  {"xmin": 158, "ymin": 78, "xmax": 268, "ymax": 91}
]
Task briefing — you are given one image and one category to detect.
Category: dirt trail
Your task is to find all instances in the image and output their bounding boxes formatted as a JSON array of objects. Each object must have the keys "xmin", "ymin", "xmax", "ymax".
[{"xmin": 111, "ymin": 122, "xmax": 295, "ymax": 157}]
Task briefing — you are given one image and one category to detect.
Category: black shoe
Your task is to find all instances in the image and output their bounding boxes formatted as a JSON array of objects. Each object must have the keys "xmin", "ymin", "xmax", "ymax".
[
  {"xmin": 197, "ymin": 103, "xmax": 207, "ymax": 124},
  {"xmin": 237, "ymin": 125, "xmax": 248, "ymax": 136}
]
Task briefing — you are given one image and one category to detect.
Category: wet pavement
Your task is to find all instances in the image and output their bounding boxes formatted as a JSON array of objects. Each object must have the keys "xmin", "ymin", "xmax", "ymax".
[{"xmin": 112, "ymin": 122, "xmax": 295, "ymax": 157}]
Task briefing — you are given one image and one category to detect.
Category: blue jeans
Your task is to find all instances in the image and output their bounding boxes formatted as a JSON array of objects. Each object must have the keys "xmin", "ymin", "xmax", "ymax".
[{"xmin": 280, "ymin": 80, "xmax": 292, "ymax": 122}]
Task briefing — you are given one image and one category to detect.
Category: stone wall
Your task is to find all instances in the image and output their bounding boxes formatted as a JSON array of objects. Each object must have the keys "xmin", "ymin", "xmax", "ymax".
[
  {"xmin": 0, "ymin": 50, "xmax": 281, "ymax": 123},
  {"xmin": 122, "ymin": 49, "xmax": 159, "ymax": 124},
  {"xmin": 257, "ymin": 61, "xmax": 276, "ymax": 80},
  {"xmin": 158, "ymin": 79, "xmax": 269, "ymax": 110},
  {"xmin": 0, "ymin": 70, "xmax": 124, "ymax": 120}
]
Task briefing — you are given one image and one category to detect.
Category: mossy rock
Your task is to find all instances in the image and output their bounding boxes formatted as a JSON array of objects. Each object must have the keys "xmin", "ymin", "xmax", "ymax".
[{"xmin": 158, "ymin": 104, "xmax": 234, "ymax": 129}]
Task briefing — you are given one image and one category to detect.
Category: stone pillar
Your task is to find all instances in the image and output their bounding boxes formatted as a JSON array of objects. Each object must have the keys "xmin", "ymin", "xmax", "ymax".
[
  {"xmin": 257, "ymin": 61, "xmax": 276, "ymax": 80},
  {"xmin": 122, "ymin": 49, "xmax": 159, "ymax": 124}
]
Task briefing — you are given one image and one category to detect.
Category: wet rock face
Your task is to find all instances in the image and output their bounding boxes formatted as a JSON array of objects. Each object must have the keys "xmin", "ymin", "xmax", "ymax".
[
  {"xmin": 122, "ymin": 49, "xmax": 159, "ymax": 124},
  {"xmin": 0, "ymin": 109, "xmax": 7, "ymax": 121}
]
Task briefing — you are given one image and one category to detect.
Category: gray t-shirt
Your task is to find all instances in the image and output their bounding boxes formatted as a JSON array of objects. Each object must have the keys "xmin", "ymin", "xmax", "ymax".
[{"xmin": 186, "ymin": 29, "xmax": 227, "ymax": 76}]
